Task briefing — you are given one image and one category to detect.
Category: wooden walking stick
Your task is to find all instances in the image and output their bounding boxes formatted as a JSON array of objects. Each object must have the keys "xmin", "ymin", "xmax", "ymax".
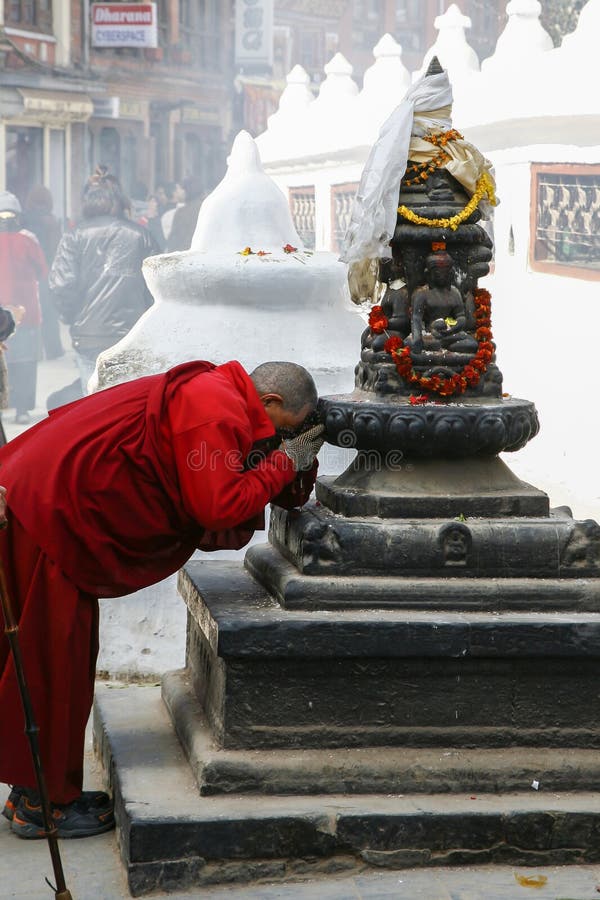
[{"xmin": 0, "ymin": 557, "xmax": 74, "ymax": 899}]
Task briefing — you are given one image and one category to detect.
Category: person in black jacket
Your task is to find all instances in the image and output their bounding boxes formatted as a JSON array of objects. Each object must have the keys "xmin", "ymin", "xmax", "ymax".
[
  {"xmin": 165, "ymin": 175, "xmax": 204, "ymax": 252},
  {"xmin": 49, "ymin": 167, "xmax": 159, "ymax": 393}
]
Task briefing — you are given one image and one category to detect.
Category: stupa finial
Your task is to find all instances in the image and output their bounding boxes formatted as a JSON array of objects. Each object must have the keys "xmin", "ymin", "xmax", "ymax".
[{"xmin": 426, "ymin": 55, "xmax": 444, "ymax": 76}]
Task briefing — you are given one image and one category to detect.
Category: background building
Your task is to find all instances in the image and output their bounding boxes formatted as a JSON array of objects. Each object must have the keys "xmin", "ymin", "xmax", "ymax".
[
  {"xmin": 235, "ymin": 0, "xmax": 507, "ymax": 135},
  {"xmin": 0, "ymin": 1, "xmax": 235, "ymax": 221}
]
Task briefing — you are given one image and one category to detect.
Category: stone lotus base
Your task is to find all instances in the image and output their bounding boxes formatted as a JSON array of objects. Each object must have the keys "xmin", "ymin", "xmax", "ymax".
[{"xmin": 321, "ymin": 393, "xmax": 539, "ymax": 458}]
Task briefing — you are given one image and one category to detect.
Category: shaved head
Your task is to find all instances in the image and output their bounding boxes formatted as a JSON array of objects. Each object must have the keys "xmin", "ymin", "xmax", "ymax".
[{"xmin": 250, "ymin": 362, "xmax": 317, "ymax": 415}]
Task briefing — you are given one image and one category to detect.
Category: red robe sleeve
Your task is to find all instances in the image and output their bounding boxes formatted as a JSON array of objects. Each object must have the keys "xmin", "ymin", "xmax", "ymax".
[
  {"xmin": 271, "ymin": 459, "xmax": 319, "ymax": 510},
  {"xmin": 172, "ymin": 418, "xmax": 297, "ymax": 534}
]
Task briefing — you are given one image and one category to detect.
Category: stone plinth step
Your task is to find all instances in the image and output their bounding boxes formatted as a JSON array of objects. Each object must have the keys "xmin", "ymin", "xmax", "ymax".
[
  {"xmin": 316, "ymin": 456, "xmax": 549, "ymax": 519},
  {"xmin": 162, "ymin": 668, "xmax": 600, "ymax": 798},
  {"xmin": 180, "ymin": 561, "xmax": 600, "ymax": 751},
  {"xmin": 246, "ymin": 544, "xmax": 600, "ymax": 610},
  {"xmin": 94, "ymin": 684, "xmax": 600, "ymax": 897},
  {"xmin": 267, "ymin": 503, "xmax": 600, "ymax": 579}
]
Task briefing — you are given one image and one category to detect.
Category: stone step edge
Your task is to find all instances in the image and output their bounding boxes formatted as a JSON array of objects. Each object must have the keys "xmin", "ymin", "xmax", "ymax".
[
  {"xmin": 246, "ymin": 545, "xmax": 600, "ymax": 610},
  {"xmin": 162, "ymin": 669, "xmax": 600, "ymax": 798},
  {"xmin": 94, "ymin": 683, "xmax": 600, "ymax": 896}
]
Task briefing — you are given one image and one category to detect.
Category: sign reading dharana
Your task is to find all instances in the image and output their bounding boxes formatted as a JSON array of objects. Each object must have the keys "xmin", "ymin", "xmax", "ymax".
[{"xmin": 91, "ymin": 3, "xmax": 158, "ymax": 49}]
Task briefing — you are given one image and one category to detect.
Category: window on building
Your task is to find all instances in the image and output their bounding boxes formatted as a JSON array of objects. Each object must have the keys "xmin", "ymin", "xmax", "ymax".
[
  {"xmin": 122, "ymin": 134, "xmax": 139, "ymax": 201},
  {"xmin": 299, "ymin": 29, "xmax": 325, "ymax": 78},
  {"xmin": 157, "ymin": 0, "xmax": 169, "ymax": 46},
  {"xmin": 353, "ymin": 0, "xmax": 384, "ymax": 52},
  {"xmin": 6, "ymin": 0, "xmax": 52, "ymax": 31},
  {"xmin": 98, "ymin": 127, "xmax": 121, "ymax": 180},
  {"xmin": 5, "ymin": 126, "xmax": 43, "ymax": 206},
  {"xmin": 178, "ymin": 0, "xmax": 221, "ymax": 69},
  {"xmin": 49, "ymin": 129, "xmax": 66, "ymax": 223},
  {"xmin": 531, "ymin": 164, "xmax": 600, "ymax": 280},
  {"xmin": 289, "ymin": 186, "xmax": 316, "ymax": 251},
  {"xmin": 466, "ymin": 0, "xmax": 504, "ymax": 61},
  {"xmin": 395, "ymin": 0, "xmax": 425, "ymax": 53},
  {"xmin": 331, "ymin": 182, "xmax": 359, "ymax": 253}
]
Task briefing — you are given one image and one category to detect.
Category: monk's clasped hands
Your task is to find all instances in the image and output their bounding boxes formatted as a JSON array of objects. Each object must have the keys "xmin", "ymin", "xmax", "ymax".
[{"xmin": 282, "ymin": 424, "xmax": 325, "ymax": 471}]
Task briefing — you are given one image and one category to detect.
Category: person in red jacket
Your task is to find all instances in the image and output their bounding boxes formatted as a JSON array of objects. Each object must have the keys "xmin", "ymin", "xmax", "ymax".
[
  {"xmin": 0, "ymin": 191, "xmax": 47, "ymax": 423},
  {"xmin": 0, "ymin": 359, "xmax": 324, "ymax": 839}
]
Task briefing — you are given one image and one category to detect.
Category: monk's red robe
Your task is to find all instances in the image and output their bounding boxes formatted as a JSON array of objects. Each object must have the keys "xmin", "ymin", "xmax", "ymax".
[{"xmin": 0, "ymin": 360, "xmax": 310, "ymax": 801}]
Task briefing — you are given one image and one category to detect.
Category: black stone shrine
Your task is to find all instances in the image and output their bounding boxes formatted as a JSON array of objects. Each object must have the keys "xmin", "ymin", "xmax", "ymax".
[{"xmin": 94, "ymin": 59, "xmax": 600, "ymax": 895}]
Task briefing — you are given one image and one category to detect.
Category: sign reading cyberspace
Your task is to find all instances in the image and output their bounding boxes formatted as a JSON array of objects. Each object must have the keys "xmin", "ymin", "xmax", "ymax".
[
  {"xmin": 235, "ymin": 0, "xmax": 273, "ymax": 68},
  {"xmin": 91, "ymin": 3, "xmax": 158, "ymax": 49}
]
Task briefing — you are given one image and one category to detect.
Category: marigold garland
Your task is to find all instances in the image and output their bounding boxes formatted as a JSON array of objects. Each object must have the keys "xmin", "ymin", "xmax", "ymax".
[
  {"xmin": 423, "ymin": 128, "xmax": 464, "ymax": 147},
  {"xmin": 370, "ymin": 288, "xmax": 494, "ymax": 399},
  {"xmin": 397, "ymin": 172, "xmax": 497, "ymax": 232},
  {"xmin": 403, "ymin": 149, "xmax": 451, "ymax": 187},
  {"xmin": 403, "ymin": 130, "xmax": 466, "ymax": 187}
]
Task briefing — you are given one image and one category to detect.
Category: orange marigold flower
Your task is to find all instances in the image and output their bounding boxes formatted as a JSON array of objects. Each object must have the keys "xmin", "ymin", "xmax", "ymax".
[
  {"xmin": 257, "ymin": 250, "xmax": 271, "ymax": 256},
  {"xmin": 239, "ymin": 246, "xmax": 254, "ymax": 256},
  {"xmin": 384, "ymin": 336, "xmax": 403, "ymax": 354},
  {"xmin": 475, "ymin": 327, "xmax": 493, "ymax": 340},
  {"xmin": 409, "ymin": 395, "xmax": 430, "ymax": 405},
  {"xmin": 282, "ymin": 244, "xmax": 298, "ymax": 253},
  {"xmin": 369, "ymin": 305, "xmax": 389, "ymax": 334}
]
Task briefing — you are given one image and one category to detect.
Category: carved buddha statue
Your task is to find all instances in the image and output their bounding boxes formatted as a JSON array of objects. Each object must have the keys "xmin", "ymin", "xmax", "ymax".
[{"xmin": 406, "ymin": 251, "xmax": 478, "ymax": 356}]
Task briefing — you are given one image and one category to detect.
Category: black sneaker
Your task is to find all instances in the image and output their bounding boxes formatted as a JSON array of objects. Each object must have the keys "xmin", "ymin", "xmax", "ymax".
[
  {"xmin": 3, "ymin": 786, "xmax": 112, "ymax": 822},
  {"xmin": 11, "ymin": 792, "xmax": 115, "ymax": 839},
  {"xmin": 1, "ymin": 786, "xmax": 22, "ymax": 822}
]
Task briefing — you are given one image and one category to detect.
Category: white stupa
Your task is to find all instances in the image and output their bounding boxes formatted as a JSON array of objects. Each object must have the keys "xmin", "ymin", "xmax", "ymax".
[
  {"xmin": 256, "ymin": 65, "xmax": 314, "ymax": 162},
  {"xmin": 303, "ymin": 53, "xmax": 360, "ymax": 153},
  {"xmin": 481, "ymin": 0, "xmax": 553, "ymax": 76},
  {"xmin": 415, "ymin": 3, "xmax": 480, "ymax": 82},
  {"xmin": 94, "ymin": 130, "xmax": 362, "ymax": 396},
  {"xmin": 358, "ymin": 34, "xmax": 411, "ymax": 141}
]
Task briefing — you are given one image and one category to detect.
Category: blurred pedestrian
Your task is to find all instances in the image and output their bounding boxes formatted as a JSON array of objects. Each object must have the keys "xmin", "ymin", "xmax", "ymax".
[
  {"xmin": 0, "ymin": 307, "xmax": 17, "ymax": 445},
  {"xmin": 22, "ymin": 185, "xmax": 64, "ymax": 359},
  {"xmin": 154, "ymin": 183, "xmax": 170, "ymax": 215},
  {"xmin": 165, "ymin": 175, "xmax": 204, "ymax": 252},
  {"xmin": 160, "ymin": 181, "xmax": 184, "ymax": 245},
  {"xmin": 0, "ymin": 192, "xmax": 47, "ymax": 424},
  {"xmin": 138, "ymin": 194, "xmax": 165, "ymax": 251},
  {"xmin": 49, "ymin": 166, "xmax": 159, "ymax": 393}
]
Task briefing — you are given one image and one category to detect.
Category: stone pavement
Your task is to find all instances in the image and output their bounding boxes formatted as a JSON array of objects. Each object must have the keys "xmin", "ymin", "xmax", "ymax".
[
  {"xmin": 1, "ymin": 339, "xmax": 81, "ymax": 445},
  {"xmin": 3, "ymin": 804, "xmax": 600, "ymax": 900},
  {"xmin": 2, "ymin": 725, "xmax": 600, "ymax": 899}
]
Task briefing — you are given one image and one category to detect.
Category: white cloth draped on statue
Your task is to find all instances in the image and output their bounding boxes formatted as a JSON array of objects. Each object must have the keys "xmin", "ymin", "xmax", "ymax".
[{"xmin": 340, "ymin": 71, "xmax": 497, "ymax": 265}]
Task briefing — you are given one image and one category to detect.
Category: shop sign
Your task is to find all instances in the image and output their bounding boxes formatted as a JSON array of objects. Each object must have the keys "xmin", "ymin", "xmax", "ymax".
[
  {"xmin": 18, "ymin": 89, "xmax": 94, "ymax": 123},
  {"xmin": 92, "ymin": 96, "xmax": 120, "ymax": 118},
  {"xmin": 91, "ymin": 3, "xmax": 158, "ymax": 49},
  {"xmin": 181, "ymin": 106, "xmax": 221, "ymax": 125},
  {"xmin": 120, "ymin": 100, "xmax": 146, "ymax": 120},
  {"xmin": 235, "ymin": 0, "xmax": 273, "ymax": 68}
]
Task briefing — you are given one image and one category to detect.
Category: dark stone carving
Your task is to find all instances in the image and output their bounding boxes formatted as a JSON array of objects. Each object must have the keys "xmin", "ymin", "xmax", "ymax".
[
  {"xmin": 562, "ymin": 521, "xmax": 600, "ymax": 569},
  {"xmin": 439, "ymin": 522, "xmax": 472, "ymax": 568},
  {"xmin": 264, "ymin": 505, "xmax": 600, "ymax": 584},
  {"xmin": 320, "ymin": 394, "xmax": 539, "ymax": 458}
]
